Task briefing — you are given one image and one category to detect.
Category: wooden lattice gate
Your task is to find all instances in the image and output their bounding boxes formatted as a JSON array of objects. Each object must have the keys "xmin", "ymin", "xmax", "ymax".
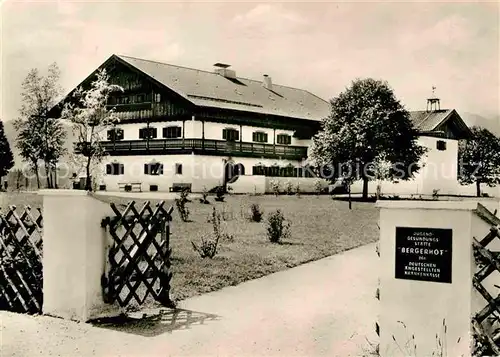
[
  {"xmin": 472, "ymin": 204, "xmax": 500, "ymax": 356},
  {"xmin": 101, "ymin": 201, "xmax": 174, "ymax": 308},
  {"xmin": 0, "ymin": 206, "xmax": 43, "ymax": 314}
]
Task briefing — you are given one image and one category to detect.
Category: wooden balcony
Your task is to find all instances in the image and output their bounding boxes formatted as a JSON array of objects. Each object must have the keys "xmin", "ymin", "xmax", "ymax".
[{"xmin": 100, "ymin": 139, "xmax": 308, "ymax": 160}]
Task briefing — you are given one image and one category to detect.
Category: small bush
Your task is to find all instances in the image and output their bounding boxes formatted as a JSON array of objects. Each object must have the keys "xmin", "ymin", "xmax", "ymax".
[
  {"xmin": 269, "ymin": 179, "xmax": 280, "ymax": 197},
  {"xmin": 214, "ymin": 186, "xmax": 225, "ymax": 202},
  {"xmin": 220, "ymin": 204, "xmax": 234, "ymax": 221},
  {"xmin": 191, "ymin": 236, "xmax": 219, "ymax": 259},
  {"xmin": 192, "ymin": 207, "xmax": 233, "ymax": 258},
  {"xmin": 432, "ymin": 189, "xmax": 440, "ymax": 200},
  {"xmin": 295, "ymin": 183, "xmax": 301, "ymax": 197},
  {"xmin": 249, "ymin": 203, "xmax": 264, "ymax": 222},
  {"xmin": 199, "ymin": 186, "xmax": 210, "ymax": 204},
  {"xmin": 266, "ymin": 209, "xmax": 291, "ymax": 243},
  {"xmin": 314, "ymin": 179, "xmax": 323, "ymax": 196},
  {"xmin": 175, "ymin": 189, "xmax": 190, "ymax": 222},
  {"xmin": 284, "ymin": 180, "xmax": 294, "ymax": 195}
]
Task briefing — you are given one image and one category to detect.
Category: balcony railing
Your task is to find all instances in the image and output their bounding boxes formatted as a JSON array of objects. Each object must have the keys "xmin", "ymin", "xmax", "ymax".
[{"xmin": 100, "ymin": 139, "xmax": 308, "ymax": 160}]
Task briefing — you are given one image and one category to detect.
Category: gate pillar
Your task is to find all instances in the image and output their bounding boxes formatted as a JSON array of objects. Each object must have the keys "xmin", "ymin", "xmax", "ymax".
[
  {"xmin": 39, "ymin": 190, "xmax": 121, "ymax": 322},
  {"xmin": 377, "ymin": 199, "xmax": 500, "ymax": 357}
]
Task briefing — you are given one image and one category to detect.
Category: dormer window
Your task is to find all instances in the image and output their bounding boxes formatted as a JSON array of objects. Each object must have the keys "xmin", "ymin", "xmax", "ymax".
[
  {"xmin": 252, "ymin": 131, "xmax": 268, "ymax": 143},
  {"xmin": 222, "ymin": 128, "xmax": 239, "ymax": 142},
  {"xmin": 163, "ymin": 126, "xmax": 182, "ymax": 138},
  {"xmin": 277, "ymin": 134, "xmax": 292, "ymax": 145},
  {"xmin": 107, "ymin": 128, "xmax": 124, "ymax": 141},
  {"xmin": 436, "ymin": 140, "xmax": 447, "ymax": 151},
  {"xmin": 139, "ymin": 127, "xmax": 157, "ymax": 140}
]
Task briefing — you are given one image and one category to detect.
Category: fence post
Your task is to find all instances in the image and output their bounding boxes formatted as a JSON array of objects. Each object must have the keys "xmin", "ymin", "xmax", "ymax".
[
  {"xmin": 38, "ymin": 189, "xmax": 121, "ymax": 322},
  {"xmin": 376, "ymin": 199, "xmax": 500, "ymax": 357}
]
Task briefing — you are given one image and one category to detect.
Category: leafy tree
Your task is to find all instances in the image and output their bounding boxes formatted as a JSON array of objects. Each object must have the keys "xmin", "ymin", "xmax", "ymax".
[
  {"xmin": 14, "ymin": 63, "xmax": 66, "ymax": 188},
  {"xmin": 310, "ymin": 78, "xmax": 426, "ymax": 200},
  {"xmin": 0, "ymin": 120, "xmax": 14, "ymax": 178},
  {"xmin": 458, "ymin": 126, "xmax": 500, "ymax": 197},
  {"xmin": 61, "ymin": 69, "xmax": 123, "ymax": 191}
]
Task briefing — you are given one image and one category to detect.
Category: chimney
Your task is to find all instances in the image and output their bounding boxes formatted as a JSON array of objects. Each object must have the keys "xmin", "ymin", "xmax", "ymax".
[
  {"xmin": 214, "ymin": 63, "xmax": 236, "ymax": 79},
  {"xmin": 262, "ymin": 74, "xmax": 272, "ymax": 90}
]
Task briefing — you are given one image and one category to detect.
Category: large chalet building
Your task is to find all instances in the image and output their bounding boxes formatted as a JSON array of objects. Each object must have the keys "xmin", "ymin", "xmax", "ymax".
[
  {"xmin": 51, "ymin": 54, "xmax": 472, "ymax": 195},
  {"xmin": 56, "ymin": 54, "xmax": 331, "ymax": 193}
]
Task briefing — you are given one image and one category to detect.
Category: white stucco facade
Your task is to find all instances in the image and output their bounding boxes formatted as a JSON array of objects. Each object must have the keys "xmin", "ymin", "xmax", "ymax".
[
  {"xmin": 103, "ymin": 119, "xmax": 304, "ymax": 145},
  {"xmin": 101, "ymin": 153, "xmax": 307, "ymax": 193},
  {"xmin": 351, "ymin": 135, "xmax": 465, "ymax": 196},
  {"xmin": 99, "ymin": 122, "xmax": 477, "ymax": 196}
]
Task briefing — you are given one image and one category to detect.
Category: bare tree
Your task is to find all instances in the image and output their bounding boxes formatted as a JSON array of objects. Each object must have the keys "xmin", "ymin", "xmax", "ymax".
[
  {"xmin": 61, "ymin": 69, "xmax": 123, "ymax": 191},
  {"xmin": 14, "ymin": 63, "xmax": 66, "ymax": 189}
]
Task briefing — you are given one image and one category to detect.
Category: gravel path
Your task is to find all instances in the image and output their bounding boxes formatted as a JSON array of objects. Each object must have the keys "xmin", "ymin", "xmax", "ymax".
[{"xmin": 1, "ymin": 243, "xmax": 378, "ymax": 357}]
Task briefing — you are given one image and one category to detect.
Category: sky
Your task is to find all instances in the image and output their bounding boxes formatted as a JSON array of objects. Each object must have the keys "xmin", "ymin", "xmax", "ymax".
[{"xmin": 1, "ymin": 0, "xmax": 499, "ymax": 123}]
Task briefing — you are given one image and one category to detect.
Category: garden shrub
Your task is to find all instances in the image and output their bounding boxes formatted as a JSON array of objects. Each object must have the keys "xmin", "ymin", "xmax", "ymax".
[
  {"xmin": 192, "ymin": 207, "xmax": 233, "ymax": 258},
  {"xmin": 191, "ymin": 235, "xmax": 219, "ymax": 259},
  {"xmin": 269, "ymin": 179, "xmax": 280, "ymax": 197},
  {"xmin": 175, "ymin": 189, "xmax": 190, "ymax": 222},
  {"xmin": 199, "ymin": 186, "xmax": 210, "ymax": 204},
  {"xmin": 295, "ymin": 183, "xmax": 301, "ymax": 197},
  {"xmin": 249, "ymin": 203, "xmax": 264, "ymax": 222},
  {"xmin": 214, "ymin": 186, "xmax": 225, "ymax": 202},
  {"xmin": 285, "ymin": 180, "xmax": 294, "ymax": 195},
  {"xmin": 314, "ymin": 179, "xmax": 323, "ymax": 196},
  {"xmin": 266, "ymin": 209, "xmax": 291, "ymax": 243}
]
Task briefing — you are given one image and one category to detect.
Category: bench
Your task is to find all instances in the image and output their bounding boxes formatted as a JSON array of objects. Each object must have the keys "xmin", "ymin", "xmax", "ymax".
[
  {"xmin": 118, "ymin": 182, "xmax": 142, "ymax": 192},
  {"xmin": 169, "ymin": 183, "xmax": 192, "ymax": 193}
]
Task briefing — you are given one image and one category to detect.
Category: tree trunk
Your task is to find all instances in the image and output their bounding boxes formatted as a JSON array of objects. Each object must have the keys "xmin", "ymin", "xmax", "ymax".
[
  {"xmin": 34, "ymin": 163, "xmax": 40, "ymax": 189},
  {"xmin": 54, "ymin": 168, "xmax": 58, "ymax": 189},
  {"xmin": 348, "ymin": 183, "xmax": 352, "ymax": 210},
  {"xmin": 85, "ymin": 157, "xmax": 92, "ymax": 191},
  {"xmin": 44, "ymin": 161, "xmax": 52, "ymax": 188},
  {"xmin": 476, "ymin": 180, "xmax": 481, "ymax": 197},
  {"xmin": 362, "ymin": 176, "xmax": 369, "ymax": 201}
]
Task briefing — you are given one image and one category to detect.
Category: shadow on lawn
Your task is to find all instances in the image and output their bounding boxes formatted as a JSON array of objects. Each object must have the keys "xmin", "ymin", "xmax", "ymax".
[
  {"xmin": 91, "ymin": 308, "xmax": 220, "ymax": 337},
  {"xmin": 276, "ymin": 241, "xmax": 305, "ymax": 246}
]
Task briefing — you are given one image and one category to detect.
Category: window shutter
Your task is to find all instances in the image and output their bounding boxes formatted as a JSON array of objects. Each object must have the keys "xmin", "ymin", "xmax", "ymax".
[
  {"xmin": 252, "ymin": 132, "xmax": 256, "ymax": 142},
  {"xmin": 222, "ymin": 129, "xmax": 227, "ymax": 140},
  {"xmin": 159, "ymin": 164, "xmax": 164, "ymax": 175},
  {"xmin": 264, "ymin": 133, "xmax": 268, "ymax": 142},
  {"xmin": 235, "ymin": 130, "xmax": 239, "ymax": 141},
  {"xmin": 163, "ymin": 127, "xmax": 168, "ymax": 138},
  {"xmin": 144, "ymin": 164, "xmax": 149, "ymax": 175},
  {"xmin": 119, "ymin": 164, "xmax": 124, "ymax": 175},
  {"xmin": 106, "ymin": 164, "xmax": 112, "ymax": 175},
  {"xmin": 152, "ymin": 128, "xmax": 158, "ymax": 139},
  {"xmin": 139, "ymin": 128, "xmax": 144, "ymax": 139}
]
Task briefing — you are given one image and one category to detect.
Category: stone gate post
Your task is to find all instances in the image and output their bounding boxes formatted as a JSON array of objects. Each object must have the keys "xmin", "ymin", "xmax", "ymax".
[
  {"xmin": 377, "ymin": 199, "xmax": 500, "ymax": 357},
  {"xmin": 39, "ymin": 190, "xmax": 121, "ymax": 322}
]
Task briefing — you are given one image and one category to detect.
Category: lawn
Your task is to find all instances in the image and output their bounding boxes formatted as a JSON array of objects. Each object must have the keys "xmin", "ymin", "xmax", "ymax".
[{"xmin": 0, "ymin": 191, "xmax": 379, "ymax": 303}]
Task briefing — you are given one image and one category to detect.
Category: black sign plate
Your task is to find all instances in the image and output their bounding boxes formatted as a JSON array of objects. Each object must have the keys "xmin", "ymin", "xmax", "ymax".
[{"xmin": 395, "ymin": 227, "xmax": 452, "ymax": 283}]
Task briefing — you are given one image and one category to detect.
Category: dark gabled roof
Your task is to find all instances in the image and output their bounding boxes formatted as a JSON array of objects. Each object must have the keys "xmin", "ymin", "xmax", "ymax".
[
  {"xmin": 409, "ymin": 109, "xmax": 472, "ymax": 138},
  {"xmin": 114, "ymin": 55, "xmax": 331, "ymax": 121}
]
